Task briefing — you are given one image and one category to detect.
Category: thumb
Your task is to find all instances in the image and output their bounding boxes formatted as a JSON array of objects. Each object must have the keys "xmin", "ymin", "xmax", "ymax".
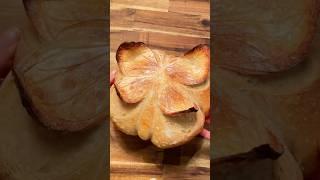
[{"xmin": 0, "ymin": 28, "xmax": 20, "ymax": 79}]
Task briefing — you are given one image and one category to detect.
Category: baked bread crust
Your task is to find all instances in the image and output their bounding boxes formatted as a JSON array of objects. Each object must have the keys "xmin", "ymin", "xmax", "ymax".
[{"xmin": 111, "ymin": 42, "xmax": 210, "ymax": 149}]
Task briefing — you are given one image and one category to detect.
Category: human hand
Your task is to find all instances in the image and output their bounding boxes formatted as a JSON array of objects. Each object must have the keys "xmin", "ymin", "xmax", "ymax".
[
  {"xmin": 200, "ymin": 117, "xmax": 210, "ymax": 139},
  {"xmin": 0, "ymin": 28, "xmax": 20, "ymax": 82},
  {"xmin": 110, "ymin": 70, "xmax": 116, "ymax": 86}
]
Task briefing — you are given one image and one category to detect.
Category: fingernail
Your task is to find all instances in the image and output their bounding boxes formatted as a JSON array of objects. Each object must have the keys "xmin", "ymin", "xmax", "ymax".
[{"xmin": 200, "ymin": 129, "xmax": 210, "ymax": 139}]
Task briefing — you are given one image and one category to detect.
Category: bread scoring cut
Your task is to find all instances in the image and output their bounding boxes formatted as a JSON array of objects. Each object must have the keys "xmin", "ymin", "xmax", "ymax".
[{"xmin": 111, "ymin": 42, "xmax": 210, "ymax": 149}]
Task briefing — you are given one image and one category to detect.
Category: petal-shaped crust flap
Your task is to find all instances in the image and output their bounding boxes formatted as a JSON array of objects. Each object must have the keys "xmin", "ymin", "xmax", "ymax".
[
  {"xmin": 159, "ymin": 83, "xmax": 198, "ymax": 115},
  {"xmin": 114, "ymin": 73, "xmax": 154, "ymax": 104},
  {"xmin": 110, "ymin": 86, "xmax": 140, "ymax": 136},
  {"xmin": 136, "ymin": 98, "xmax": 156, "ymax": 140},
  {"xmin": 166, "ymin": 44, "xmax": 210, "ymax": 85},
  {"xmin": 213, "ymin": 0, "xmax": 319, "ymax": 74},
  {"xmin": 116, "ymin": 42, "xmax": 158, "ymax": 76},
  {"xmin": 151, "ymin": 109, "xmax": 205, "ymax": 149},
  {"xmin": 187, "ymin": 77, "xmax": 210, "ymax": 117}
]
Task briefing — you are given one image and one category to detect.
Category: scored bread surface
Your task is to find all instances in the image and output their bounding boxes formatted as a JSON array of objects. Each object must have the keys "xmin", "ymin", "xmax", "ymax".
[{"xmin": 111, "ymin": 42, "xmax": 210, "ymax": 149}]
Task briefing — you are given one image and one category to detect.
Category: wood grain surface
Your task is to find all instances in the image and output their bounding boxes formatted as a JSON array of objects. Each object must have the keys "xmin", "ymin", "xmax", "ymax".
[
  {"xmin": 110, "ymin": 0, "xmax": 210, "ymax": 70},
  {"xmin": 110, "ymin": 0, "xmax": 210, "ymax": 179}
]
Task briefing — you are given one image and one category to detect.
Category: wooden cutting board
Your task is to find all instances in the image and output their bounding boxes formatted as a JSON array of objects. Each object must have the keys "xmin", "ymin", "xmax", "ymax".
[{"xmin": 110, "ymin": 0, "xmax": 210, "ymax": 179}]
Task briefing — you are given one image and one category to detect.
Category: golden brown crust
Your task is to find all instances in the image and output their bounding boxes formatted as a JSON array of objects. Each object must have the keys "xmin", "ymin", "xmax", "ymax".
[
  {"xmin": 151, "ymin": 109, "xmax": 205, "ymax": 149},
  {"xmin": 110, "ymin": 86, "xmax": 139, "ymax": 136},
  {"xmin": 116, "ymin": 42, "xmax": 157, "ymax": 76},
  {"xmin": 114, "ymin": 42, "xmax": 159, "ymax": 104},
  {"xmin": 159, "ymin": 83, "xmax": 198, "ymax": 115},
  {"xmin": 111, "ymin": 43, "xmax": 210, "ymax": 148},
  {"xmin": 136, "ymin": 102, "xmax": 155, "ymax": 140},
  {"xmin": 184, "ymin": 44, "xmax": 210, "ymax": 58},
  {"xmin": 116, "ymin": 42, "xmax": 146, "ymax": 64},
  {"xmin": 167, "ymin": 44, "xmax": 210, "ymax": 85},
  {"xmin": 188, "ymin": 78, "xmax": 210, "ymax": 117},
  {"xmin": 114, "ymin": 73, "xmax": 154, "ymax": 104}
]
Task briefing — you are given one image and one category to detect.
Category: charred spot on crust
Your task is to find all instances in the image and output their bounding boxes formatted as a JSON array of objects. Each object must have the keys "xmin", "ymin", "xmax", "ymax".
[
  {"xmin": 166, "ymin": 105, "xmax": 199, "ymax": 116},
  {"xmin": 116, "ymin": 42, "xmax": 146, "ymax": 63},
  {"xmin": 184, "ymin": 44, "xmax": 210, "ymax": 57}
]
